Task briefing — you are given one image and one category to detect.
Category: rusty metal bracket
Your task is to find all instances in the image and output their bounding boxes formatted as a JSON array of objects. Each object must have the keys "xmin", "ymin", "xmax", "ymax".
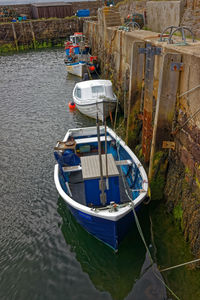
[
  {"xmin": 162, "ymin": 141, "xmax": 175, "ymax": 150},
  {"xmin": 139, "ymin": 45, "xmax": 162, "ymax": 56},
  {"xmin": 171, "ymin": 62, "xmax": 183, "ymax": 71}
]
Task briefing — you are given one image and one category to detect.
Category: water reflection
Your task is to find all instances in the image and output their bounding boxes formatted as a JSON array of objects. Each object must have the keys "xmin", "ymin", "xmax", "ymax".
[{"xmin": 57, "ymin": 197, "xmax": 152, "ymax": 300}]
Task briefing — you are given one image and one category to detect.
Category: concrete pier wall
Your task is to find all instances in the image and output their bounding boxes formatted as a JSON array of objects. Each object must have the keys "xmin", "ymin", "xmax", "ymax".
[
  {"xmin": 84, "ymin": 11, "xmax": 200, "ymax": 257},
  {"xmin": 146, "ymin": 1, "xmax": 184, "ymax": 32},
  {"xmin": 116, "ymin": 0, "xmax": 200, "ymax": 39}
]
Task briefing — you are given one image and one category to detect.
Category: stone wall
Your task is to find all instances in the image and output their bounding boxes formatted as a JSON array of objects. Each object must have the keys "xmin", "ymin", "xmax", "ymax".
[
  {"xmin": 117, "ymin": 0, "xmax": 147, "ymax": 21},
  {"xmin": 84, "ymin": 13, "xmax": 200, "ymax": 257},
  {"xmin": 2, "ymin": 0, "xmax": 200, "ymax": 39},
  {"xmin": 181, "ymin": 0, "xmax": 200, "ymax": 37},
  {"xmin": 0, "ymin": 4, "xmax": 32, "ymax": 18},
  {"xmin": 115, "ymin": 0, "xmax": 200, "ymax": 39},
  {"xmin": 146, "ymin": 1, "xmax": 184, "ymax": 32},
  {"xmin": 0, "ymin": 17, "xmax": 96, "ymax": 52}
]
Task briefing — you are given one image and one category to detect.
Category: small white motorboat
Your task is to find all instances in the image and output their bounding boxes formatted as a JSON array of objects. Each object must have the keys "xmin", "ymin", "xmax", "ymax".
[
  {"xmin": 72, "ymin": 80, "xmax": 117, "ymax": 121},
  {"xmin": 54, "ymin": 125, "xmax": 148, "ymax": 251}
]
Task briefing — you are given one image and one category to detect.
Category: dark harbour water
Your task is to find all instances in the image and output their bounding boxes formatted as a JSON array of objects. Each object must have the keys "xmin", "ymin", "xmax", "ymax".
[{"xmin": 0, "ymin": 48, "xmax": 200, "ymax": 300}]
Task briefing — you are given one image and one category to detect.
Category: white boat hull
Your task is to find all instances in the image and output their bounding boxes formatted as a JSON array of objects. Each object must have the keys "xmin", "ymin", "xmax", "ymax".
[
  {"xmin": 66, "ymin": 62, "xmax": 87, "ymax": 77},
  {"xmin": 72, "ymin": 80, "xmax": 117, "ymax": 120},
  {"xmin": 74, "ymin": 99, "xmax": 116, "ymax": 121}
]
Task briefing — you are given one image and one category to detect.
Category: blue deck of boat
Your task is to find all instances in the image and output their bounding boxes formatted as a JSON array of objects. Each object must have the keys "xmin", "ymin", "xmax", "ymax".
[{"xmin": 68, "ymin": 166, "xmax": 131, "ymax": 207}]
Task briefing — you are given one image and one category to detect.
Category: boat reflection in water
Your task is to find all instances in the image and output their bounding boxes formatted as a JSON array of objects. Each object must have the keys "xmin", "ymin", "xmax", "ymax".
[{"xmin": 57, "ymin": 197, "xmax": 151, "ymax": 300}]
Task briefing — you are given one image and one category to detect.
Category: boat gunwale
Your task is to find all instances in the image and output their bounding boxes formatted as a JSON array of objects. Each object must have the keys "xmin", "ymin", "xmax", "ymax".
[
  {"xmin": 73, "ymin": 97, "xmax": 117, "ymax": 106},
  {"xmin": 66, "ymin": 61, "xmax": 86, "ymax": 66},
  {"xmin": 54, "ymin": 126, "xmax": 148, "ymax": 221}
]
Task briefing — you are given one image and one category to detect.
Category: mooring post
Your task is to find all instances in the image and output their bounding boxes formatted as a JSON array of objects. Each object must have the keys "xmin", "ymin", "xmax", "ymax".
[
  {"xmin": 29, "ymin": 21, "xmax": 36, "ymax": 49},
  {"xmin": 118, "ymin": 30, "xmax": 123, "ymax": 83},
  {"xmin": 11, "ymin": 23, "xmax": 19, "ymax": 52},
  {"xmin": 139, "ymin": 44, "xmax": 161, "ymax": 162},
  {"xmin": 148, "ymin": 52, "xmax": 182, "ymax": 180},
  {"xmin": 126, "ymin": 41, "xmax": 145, "ymax": 144}
]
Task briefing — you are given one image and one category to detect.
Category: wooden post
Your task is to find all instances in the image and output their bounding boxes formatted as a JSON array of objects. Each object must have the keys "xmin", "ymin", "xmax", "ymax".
[
  {"xmin": 11, "ymin": 23, "xmax": 18, "ymax": 52},
  {"xmin": 29, "ymin": 21, "xmax": 36, "ymax": 49},
  {"xmin": 148, "ymin": 53, "xmax": 182, "ymax": 181},
  {"xmin": 126, "ymin": 41, "xmax": 145, "ymax": 144},
  {"xmin": 142, "ymin": 43, "xmax": 156, "ymax": 162},
  {"xmin": 118, "ymin": 30, "xmax": 123, "ymax": 83}
]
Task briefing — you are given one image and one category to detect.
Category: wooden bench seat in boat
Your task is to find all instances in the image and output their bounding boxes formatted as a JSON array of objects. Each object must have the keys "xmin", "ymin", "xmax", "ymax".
[
  {"xmin": 75, "ymin": 135, "xmax": 112, "ymax": 145},
  {"xmin": 62, "ymin": 165, "xmax": 82, "ymax": 172},
  {"xmin": 62, "ymin": 159, "xmax": 132, "ymax": 173}
]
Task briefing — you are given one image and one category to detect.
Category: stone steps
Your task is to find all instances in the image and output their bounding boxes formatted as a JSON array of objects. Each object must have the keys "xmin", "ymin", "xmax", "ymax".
[{"xmin": 103, "ymin": 7, "xmax": 122, "ymax": 27}]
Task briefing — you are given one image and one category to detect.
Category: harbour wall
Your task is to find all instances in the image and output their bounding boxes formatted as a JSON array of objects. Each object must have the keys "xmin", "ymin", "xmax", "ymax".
[
  {"xmin": 0, "ymin": 17, "xmax": 96, "ymax": 52},
  {"xmin": 116, "ymin": 0, "xmax": 200, "ymax": 39},
  {"xmin": 84, "ymin": 7, "xmax": 200, "ymax": 258},
  {"xmin": 146, "ymin": 1, "xmax": 185, "ymax": 32},
  {"xmin": 0, "ymin": 0, "xmax": 106, "ymax": 53},
  {"xmin": 1, "ymin": 0, "xmax": 200, "ymax": 53}
]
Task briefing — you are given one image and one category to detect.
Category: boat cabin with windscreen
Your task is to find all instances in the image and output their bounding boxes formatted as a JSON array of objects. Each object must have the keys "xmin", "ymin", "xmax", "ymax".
[
  {"xmin": 73, "ymin": 80, "xmax": 116, "ymax": 101},
  {"xmin": 70, "ymin": 32, "xmax": 85, "ymax": 45},
  {"xmin": 72, "ymin": 80, "xmax": 117, "ymax": 121}
]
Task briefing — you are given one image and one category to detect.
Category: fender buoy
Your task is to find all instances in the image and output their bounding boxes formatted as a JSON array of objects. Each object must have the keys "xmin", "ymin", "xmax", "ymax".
[
  {"xmin": 68, "ymin": 102, "xmax": 76, "ymax": 110},
  {"xmin": 89, "ymin": 65, "xmax": 95, "ymax": 72}
]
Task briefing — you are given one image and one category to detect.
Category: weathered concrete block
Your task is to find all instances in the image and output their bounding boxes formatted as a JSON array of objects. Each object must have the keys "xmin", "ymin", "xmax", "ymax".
[{"xmin": 146, "ymin": 1, "xmax": 182, "ymax": 33}]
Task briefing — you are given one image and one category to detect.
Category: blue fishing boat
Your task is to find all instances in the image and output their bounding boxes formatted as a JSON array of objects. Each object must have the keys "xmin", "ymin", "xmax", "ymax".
[
  {"xmin": 54, "ymin": 125, "xmax": 148, "ymax": 251},
  {"xmin": 64, "ymin": 32, "xmax": 97, "ymax": 77}
]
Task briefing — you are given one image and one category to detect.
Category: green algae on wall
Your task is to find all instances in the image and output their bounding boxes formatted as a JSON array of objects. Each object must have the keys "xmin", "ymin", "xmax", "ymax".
[
  {"xmin": 0, "ymin": 39, "xmax": 64, "ymax": 54},
  {"xmin": 127, "ymin": 98, "xmax": 142, "ymax": 149},
  {"xmin": 150, "ymin": 201, "xmax": 200, "ymax": 299},
  {"xmin": 173, "ymin": 203, "xmax": 183, "ymax": 229},
  {"xmin": 164, "ymin": 155, "xmax": 200, "ymax": 258},
  {"xmin": 0, "ymin": 43, "xmax": 16, "ymax": 54},
  {"xmin": 150, "ymin": 151, "xmax": 168, "ymax": 201}
]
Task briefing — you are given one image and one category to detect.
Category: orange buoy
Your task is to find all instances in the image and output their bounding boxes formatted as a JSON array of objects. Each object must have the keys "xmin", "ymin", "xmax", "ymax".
[
  {"xmin": 68, "ymin": 102, "xmax": 76, "ymax": 110},
  {"xmin": 89, "ymin": 65, "xmax": 95, "ymax": 72}
]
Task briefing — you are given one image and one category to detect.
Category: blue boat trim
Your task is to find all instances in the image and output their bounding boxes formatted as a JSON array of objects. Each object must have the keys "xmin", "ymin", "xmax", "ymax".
[
  {"xmin": 54, "ymin": 126, "xmax": 148, "ymax": 251},
  {"xmin": 67, "ymin": 61, "xmax": 86, "ymax": 66}
]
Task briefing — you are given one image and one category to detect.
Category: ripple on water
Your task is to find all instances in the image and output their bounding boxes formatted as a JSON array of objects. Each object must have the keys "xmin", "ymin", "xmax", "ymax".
[
  {"xmin": 2, "ymin": 48, "xmax": 200, "ymax": 300},
  {"xmin": 0, "ymin": 49, "xmax": 113, "ymax": 300}
]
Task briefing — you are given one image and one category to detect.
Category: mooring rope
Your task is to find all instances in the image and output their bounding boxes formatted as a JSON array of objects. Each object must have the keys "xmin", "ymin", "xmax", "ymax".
[
  {"xmin": 116, "ymin": 145, "xmax": 180, "ymax": 299},
  {"xmin": 172, "ymin": 106, "xmax": 200, "ymax": 135},
  {"xmin": 178, "ymin": 84, "xmax": 200, "ymax": 98},
  {"xmin": 116, "ymin": 145, "xmax": 153, "ymax": 262},
  {"xmin": 160, "ymin": 258, "xmax": 200, "ymax": 272},
  {"xmin": 113, "ymin": 94, "xmax": 120, "ymax": 130}
]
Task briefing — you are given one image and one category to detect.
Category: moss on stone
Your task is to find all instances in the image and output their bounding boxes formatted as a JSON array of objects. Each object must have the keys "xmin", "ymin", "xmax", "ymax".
[
  {"xmin": 195, "ymin": 177, "xmax": 200, "ymax": 190},
  {"xmin": 127, "ymin": 98, "xmax": 142, "ymax": 149},
  {"xmin": 173, "ymin": 203, "xmax": 183, "ymax": 228},
  {"xmin": 150, "ymin": 174, "xmax": 166, "ymax": 201},
  {"xmin": 0, "ymin": 43, "xmax": 16, "ymax": 54},
  {"xmin": 150, "ymin": 151, "xmax": 168, "ymax": 201},
  {"xmin": 0, "ymin": 39, "xmax": 64, "ymax": 54}
]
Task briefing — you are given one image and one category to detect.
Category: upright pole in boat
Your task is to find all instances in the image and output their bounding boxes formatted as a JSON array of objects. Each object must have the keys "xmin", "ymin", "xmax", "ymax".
[
  {"xmin": 104, "ymin": 113, "xmax": 109, "ymax": 190},
  {"xmin": 97, "ymin": 113, "xmax": 106, "ymax": 205}
]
